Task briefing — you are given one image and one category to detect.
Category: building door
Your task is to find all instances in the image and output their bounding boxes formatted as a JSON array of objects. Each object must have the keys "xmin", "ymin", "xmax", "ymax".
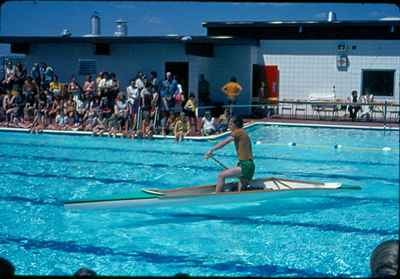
[
  {"xmin": 252, "ymin": 64, "xmax": 279, "ymax": 103},
  {"xmin": 165, "ymin": 62, "xmax": 189, "ymax": 99},
  {"xmin": 252, "ymin": 64, "xmax": 263, "ymax": 101}
]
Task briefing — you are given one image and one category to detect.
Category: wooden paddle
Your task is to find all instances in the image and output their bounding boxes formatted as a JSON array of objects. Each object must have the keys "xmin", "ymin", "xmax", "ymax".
[{"xmin": 209, "ymin": 155, "xmax": 228, "ymax": 170}]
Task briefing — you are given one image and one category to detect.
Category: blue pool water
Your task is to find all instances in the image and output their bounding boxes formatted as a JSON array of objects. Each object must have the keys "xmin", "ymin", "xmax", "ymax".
[{"xmin": 0, "ymin": 125, "xmax": 398, "ymax": 277}]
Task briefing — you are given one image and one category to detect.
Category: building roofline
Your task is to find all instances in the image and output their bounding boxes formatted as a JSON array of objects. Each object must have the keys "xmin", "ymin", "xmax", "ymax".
[
  {"xmin": 202, "ymin": 19, "xmax": 400, "ymax": 28},
  {"xmin": 203, "ymin": 19, "xmax": 400, "ymax": 40},
  {"xmin": 0, "ymin": 35, "xmax": 259, "ymax": 46}
]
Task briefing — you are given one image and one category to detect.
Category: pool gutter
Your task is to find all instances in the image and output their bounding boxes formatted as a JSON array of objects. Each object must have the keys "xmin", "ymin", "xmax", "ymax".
[{"xmin": 0, "ymin": 121, "xmax": 398, "ymax": 141}]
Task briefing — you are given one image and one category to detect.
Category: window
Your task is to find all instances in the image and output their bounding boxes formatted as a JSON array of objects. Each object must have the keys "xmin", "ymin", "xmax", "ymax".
[
  {"xmin": 78, "ymin": 59, "xmax": 96, "ymax": 76},
  {"xmin": 362, "ymin": 70, "xmax": 395, "ymax": 97}
]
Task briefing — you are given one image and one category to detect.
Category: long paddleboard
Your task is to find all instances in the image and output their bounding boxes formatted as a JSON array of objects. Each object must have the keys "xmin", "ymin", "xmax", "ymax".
[
  {"xmin": 143, "ymin": 177, "xmax": 343, "ymax": 198},
  {"xmin": 64, "ymin": 177, "xmax": 359, "ymax": 210}
]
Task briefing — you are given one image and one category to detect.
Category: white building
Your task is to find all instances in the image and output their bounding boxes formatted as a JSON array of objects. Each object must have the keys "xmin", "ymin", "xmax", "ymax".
[
  {"xmin": 204, "ymin": 19, "xmax": 400, "ymax": 105},
  {"xmin": 1, "ymin": 19, "xmax": 399, "ymax": 111}
]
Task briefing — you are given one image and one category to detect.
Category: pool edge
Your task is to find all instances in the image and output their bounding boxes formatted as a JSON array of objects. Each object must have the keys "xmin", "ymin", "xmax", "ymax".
[{"xmin": 0, "ymin": 121, "xmax": 398, "ymax": 141}]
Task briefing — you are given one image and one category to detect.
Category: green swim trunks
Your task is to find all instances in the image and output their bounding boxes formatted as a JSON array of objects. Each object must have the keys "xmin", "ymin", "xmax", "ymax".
[{"xmin": 237, "ymin": 160, "xmax": 255, "ymax": 181}]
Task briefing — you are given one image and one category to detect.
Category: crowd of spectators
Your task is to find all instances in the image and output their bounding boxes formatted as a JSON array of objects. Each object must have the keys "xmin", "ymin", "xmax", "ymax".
[{"xmin": 0, "ymin": 61, "xmax": 229, "ymax": 140}]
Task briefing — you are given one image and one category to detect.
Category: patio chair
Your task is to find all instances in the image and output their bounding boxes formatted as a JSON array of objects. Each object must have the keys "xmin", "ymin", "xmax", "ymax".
[
  {"xmin": 371, "ymin": 104, "xmax": 384, "ymax": 121},
  {"xmin": 294, "ymin": 101, "xmax": 307, "ymax": 119},
  {"xmin": 308, "ymin": 93, "xmax": 335, "ymax": 120},
  {"xmin": 280, "ymin": 99, "xmax": 293, "ymax": 119},
  {"xmin": 389, "ymin": 110, "xmax": 399, "ymax": 123}
]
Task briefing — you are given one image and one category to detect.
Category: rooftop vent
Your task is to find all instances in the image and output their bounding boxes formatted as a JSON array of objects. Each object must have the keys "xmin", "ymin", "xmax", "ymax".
[
  {"xmin": 327, "ymin": 11, "xmax": 337, "ymax": 22},
  {"xmin": 84, "ymin": 12, "xmax": 101, "ymax": 37},
  {"xmin": 114, "ymin": 19, "xmax": 128, "ymax": 37},
  {"xmin": 61, "ymin": 29, "xmax": 72, "ymax": 37}
]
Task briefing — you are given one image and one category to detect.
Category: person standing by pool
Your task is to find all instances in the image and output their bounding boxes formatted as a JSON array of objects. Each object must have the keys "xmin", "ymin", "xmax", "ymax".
[
  {"xmin": 160, "ymin": 72, "xmax": 177, "ymax": 113},
  {"xmin": 184, "ymin": 94, "xmax": 198, "ymax": 133},
  {"xmin": 204, "ymin": 116, "xmax": 255, "ymax": 193},
  {"xmin": 222, "ymin": 76, "xmax": 242, "ymax": 117},
  {"xmin": 198, "ymin": 74, "xmax": 211, "ymax": 105}
]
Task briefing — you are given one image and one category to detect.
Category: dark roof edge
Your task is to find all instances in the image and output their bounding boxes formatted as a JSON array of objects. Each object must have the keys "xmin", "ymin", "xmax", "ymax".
[
  {"xmin": 202, "ymin": 20, "xmax": 400, "ymax": 28},
  {"xmin": 0, "ymin": 35, "xmax": 259, "ymax": 46},
  {"xmin": 203, "ymin": 20, "xmax": 400, "ymax": 40}
]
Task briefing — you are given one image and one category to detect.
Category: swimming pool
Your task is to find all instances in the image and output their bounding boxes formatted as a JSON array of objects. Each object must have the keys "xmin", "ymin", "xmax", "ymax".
[{"xmin": 0, "ymin": 125, "xmax": 398, "ymax": 277}]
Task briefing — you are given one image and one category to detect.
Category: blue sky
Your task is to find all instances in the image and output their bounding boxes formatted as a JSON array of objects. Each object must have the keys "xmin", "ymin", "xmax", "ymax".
[{"xmin": 1, "ymin": 1, "xmax": 399, "ymax": 55}]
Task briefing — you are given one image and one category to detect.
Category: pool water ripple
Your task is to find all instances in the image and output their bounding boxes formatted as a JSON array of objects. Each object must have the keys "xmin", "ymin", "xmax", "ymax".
[{"xmin": 0, "ymin": 126, "xmax": 398, "ymax": 277}]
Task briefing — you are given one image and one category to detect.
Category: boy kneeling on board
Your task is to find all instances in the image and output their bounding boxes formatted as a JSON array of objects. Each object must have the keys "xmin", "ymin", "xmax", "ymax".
[{"xmin": 204, "ymin": 116, "xmax": 255, "ymax": 193}]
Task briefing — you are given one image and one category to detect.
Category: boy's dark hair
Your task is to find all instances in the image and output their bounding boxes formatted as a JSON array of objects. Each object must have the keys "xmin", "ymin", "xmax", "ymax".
[
  {"xmin": 231, "ymin": 116, "xmax": 243, "ymax": 128},
  {"xmin": 370, "ymin": 240, "xmax": 399, "ymax": 278},
  {"xmin": 230, "ymin": 76, "xmax": 237, "ymax": 82},
  {"xmin": 189, "ymin": 93, "xmax": 195, "ymax": 98},
  {"xmin": 0, "ymin": 257, "xmax": 15, "ymax": 277},
  {"xmin": 74, "ymin": 267, "xmax": 97, "ymax": 277}
]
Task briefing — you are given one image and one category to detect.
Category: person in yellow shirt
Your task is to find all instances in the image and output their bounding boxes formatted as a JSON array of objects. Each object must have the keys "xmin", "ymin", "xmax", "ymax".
[
  {"xmin": 183, "ymin": 94, "xmax": 197, "ymax": 133},
  {"xmin": 49, "ymin": 75, "xmax": 63, "ymax": 97},
  {"xmin": 204, "ymin": 116, "xmax": 255, "ymax": 193},
  {"xmin": 221, "ymin": 77, "xmax": 242, "ymax": 117},
  {"xmin": 174, "ymin": 112, "xmax": 191, "ymax": 142}
]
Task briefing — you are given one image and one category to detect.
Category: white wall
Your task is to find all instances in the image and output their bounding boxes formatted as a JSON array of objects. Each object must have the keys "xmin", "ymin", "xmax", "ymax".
[
  {"xmin": 26, "ymin": 42, "xmax": 186, "ymax": 88},
  {"xmin": 26, "ymin": 43, "xmax": 237, "ymax": 105},
  {"xmin": 24, "ymin": 39, "xmax": 399, "ymax": 109},
  {"xmin": 259, "ymin": 40, "xmax": 400, "ymax": 102},
  {"xmin": 26, "ymin": 43, "xmax": 255, "ymax": 115},
  {"xmin": 187, "ymin": 55, "xmax": 211, "ymax": 100},
  {"xmin": 206, "ymin": 45, "xmax": 253, "ymax": 115}
]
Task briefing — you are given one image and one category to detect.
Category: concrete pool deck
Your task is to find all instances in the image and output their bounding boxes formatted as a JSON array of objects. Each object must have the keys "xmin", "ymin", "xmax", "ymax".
[{"xmin": 0, "ymin": 118, "xmax": 398, "ymax": 141}]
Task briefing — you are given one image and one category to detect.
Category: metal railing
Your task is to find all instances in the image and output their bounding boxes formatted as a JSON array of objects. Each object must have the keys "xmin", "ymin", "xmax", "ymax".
[
  {"xmin": 133, "ymin": 99, "xmax": 399, "ymax": 133},
  {"xmin": 196, "ymin": 100, "xmax": 400, "ymax": 124}
]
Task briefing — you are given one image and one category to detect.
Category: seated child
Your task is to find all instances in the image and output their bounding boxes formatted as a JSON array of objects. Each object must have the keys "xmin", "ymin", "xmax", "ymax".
[
  {"xmin": 201, "ymin": 110, "xmax": 216, "ymax": 136},
  {"xmin": 215, "ymin": 108, "xmax": 229, "ymax": 133},
  {"xmin": 83, "ymin": 108, "xmax": 98, "ymax": 131},
  {"xmin": 166, "ymin": 114, "xmax": 176, "ymax": 136},
  {"xmin": 92, "ymin": 116, "xmax": 106, "ymax": 136},
  {"xmin": 107, "ymin": 113, "xmax": 121, "ymax": 137},
  {"xmin": 139, "ymin": 114, "xmax": 154, "ymax": 139},
  {"xmin": 55, "ymin": 108, "xmax": 67, "ymax": 130},
  {"xmin": 174, "ymin": 112, "xmax": 191, "ymax": 142},
  {"xmin": 64, "ymin": 111, "xmax": 76, "ymax": 130}
]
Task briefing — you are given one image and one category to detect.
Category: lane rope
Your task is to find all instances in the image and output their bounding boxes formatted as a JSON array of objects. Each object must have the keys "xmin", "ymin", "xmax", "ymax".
[{"xmin": 255, "ymin": 142, "xmax": 399, "ymax": 152}]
